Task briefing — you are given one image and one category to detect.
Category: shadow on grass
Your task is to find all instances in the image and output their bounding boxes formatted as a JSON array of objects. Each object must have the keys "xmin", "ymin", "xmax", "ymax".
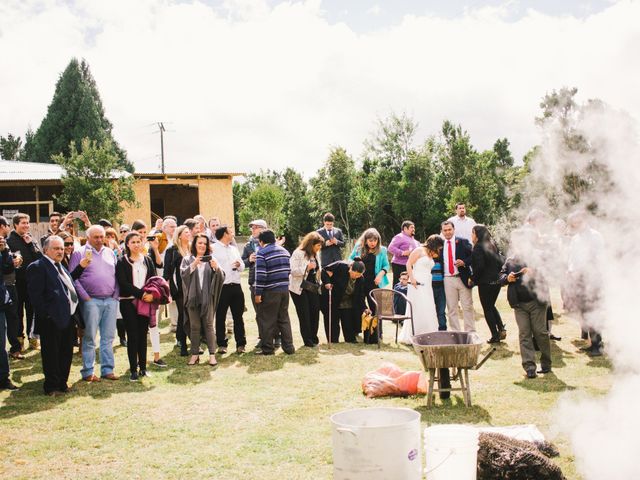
[
  {"xmin": 1, "ymin": 354, "xmax": 154, "ymax": 420},
  {"xmin": 549, "ymin": 342, "xmax": 577, "ymax": 368},
  {"xmin": 513, "ymin": 372, "xmax": 576, "ymax": 392},
  {"xmin": 415, "ymin": 402, "xmax": 492, "ymax": 424},
  {"xmin": 484, "ymin": 343, "xmax": 515, "ymax": 361}
]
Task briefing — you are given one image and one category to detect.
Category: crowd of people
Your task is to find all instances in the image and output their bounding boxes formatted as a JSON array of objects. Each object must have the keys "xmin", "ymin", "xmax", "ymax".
[{"xmin": 0, "ymin": 203, "xmax": 603, "ymax": 394}]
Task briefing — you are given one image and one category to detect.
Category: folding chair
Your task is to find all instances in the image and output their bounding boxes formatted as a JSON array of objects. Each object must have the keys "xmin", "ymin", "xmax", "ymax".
[{"xmin": 368, "ymin": 288, "xmax": 414, "ymax": 349}]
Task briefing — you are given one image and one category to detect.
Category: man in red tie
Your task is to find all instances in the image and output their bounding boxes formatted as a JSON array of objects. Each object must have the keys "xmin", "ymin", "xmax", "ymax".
[{"xmin": 441, "ymin": 221, "xmax": 475, "ymax": 332}]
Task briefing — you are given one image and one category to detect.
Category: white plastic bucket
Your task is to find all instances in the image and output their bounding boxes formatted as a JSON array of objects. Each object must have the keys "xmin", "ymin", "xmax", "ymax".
[
  {"xmin": 331, "ymin": 407, "xmax": 422, "ymax": 480},
  {"xmin": 424, "ymin": 424, "xmax": 479, "ymax": 480}
]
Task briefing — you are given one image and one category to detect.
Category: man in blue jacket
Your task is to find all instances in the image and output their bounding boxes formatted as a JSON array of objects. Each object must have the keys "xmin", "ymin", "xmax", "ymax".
[
  {"xmin": 0, "ymin": 234, "xmax": 18, "ymax": 390},
  {"xmin": 27, "ymin": 236, "xmax": 78, "ymax": 396}
]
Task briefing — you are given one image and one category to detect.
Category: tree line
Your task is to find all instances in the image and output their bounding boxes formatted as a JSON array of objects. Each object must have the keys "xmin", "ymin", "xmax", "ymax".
[{"xmin": 1, "ymin": 57, "xmax": 612, "ymax": 238}]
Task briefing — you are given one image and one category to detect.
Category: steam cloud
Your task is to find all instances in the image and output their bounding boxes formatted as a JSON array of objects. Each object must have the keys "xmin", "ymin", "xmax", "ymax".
[{"xmin": 518, "ymin": 97, "xmax": 640, "ymax": 478}]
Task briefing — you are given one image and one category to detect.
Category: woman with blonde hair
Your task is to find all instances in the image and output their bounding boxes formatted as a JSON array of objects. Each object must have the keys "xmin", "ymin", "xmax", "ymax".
[
  {"xmin": 289, "ymin": 231, "xmax": 324, "ymax": 347},
  {"xmin": 163, "ymin": 225, "xmax": 192, "ymax": 356}
]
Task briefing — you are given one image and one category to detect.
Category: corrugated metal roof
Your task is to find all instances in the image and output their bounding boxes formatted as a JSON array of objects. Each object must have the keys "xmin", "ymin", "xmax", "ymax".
[
  {"xmin": 0, "ymin": 160, "xmax": 65, "ymax": 180},
  {"xmin": 0, "ymin": 160, "xmax": 244, "ymax": 181}
]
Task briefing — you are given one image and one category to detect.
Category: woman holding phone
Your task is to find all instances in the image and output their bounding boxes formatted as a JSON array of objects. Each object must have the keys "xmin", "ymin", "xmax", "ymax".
[
  {"xmin": 131, "ymin": 219, "xmax": 165, "ymax": 367},
  {"xmin": 289, "ymin": 232, "xmax": 323, "ymax": 347},
  {"xmin": 180, "ymin": 233, "xmax": 225, "ymax": 366},
  {"xmin": 116, "ymin": 232, "xmax": 157, "ymax": 381}
]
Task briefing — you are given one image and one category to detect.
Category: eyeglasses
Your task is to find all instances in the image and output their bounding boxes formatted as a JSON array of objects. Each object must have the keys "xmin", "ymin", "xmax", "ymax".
[
  {"xmin": 64, "ymin": 243, "xmax": 74, "ymax": 246},
  {"xmin": 120, "ymin": 230, "xmax": 129, "ymax": 233}
]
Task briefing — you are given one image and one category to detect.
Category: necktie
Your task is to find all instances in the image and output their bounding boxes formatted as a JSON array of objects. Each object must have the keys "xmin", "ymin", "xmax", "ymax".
[
  {"xmin": 447, "ymin": 240, "xmax": 455, "ymax": 275},
  {"xmin": 56, "ymin": 263, "xmax": 78, "ymax": 303},
  {"xmin": 328, "ymin": 229, "xmax": 333, "ymax": 239}
]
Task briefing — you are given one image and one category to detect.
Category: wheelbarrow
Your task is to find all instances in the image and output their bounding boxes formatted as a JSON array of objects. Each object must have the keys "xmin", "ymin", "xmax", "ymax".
[{"xmin": 412, "ymin": 331, "xmax": 495, "ymax": 407}]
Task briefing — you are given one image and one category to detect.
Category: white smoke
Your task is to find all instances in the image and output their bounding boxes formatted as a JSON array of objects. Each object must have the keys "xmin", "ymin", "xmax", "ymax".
[{"xmin": 523, "ymin": 94, "xmax": 640, "ymax": 478}]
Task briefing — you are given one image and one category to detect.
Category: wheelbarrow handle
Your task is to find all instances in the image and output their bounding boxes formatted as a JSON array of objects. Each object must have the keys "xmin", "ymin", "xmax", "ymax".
[{"xmin": 473, "ymin": 347, "xmax": 496, "ymax": 370}]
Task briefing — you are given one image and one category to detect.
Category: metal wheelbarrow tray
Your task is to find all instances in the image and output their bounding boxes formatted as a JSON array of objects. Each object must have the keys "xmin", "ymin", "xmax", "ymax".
[{"xmin": 412, "ymin": 331, "xmax": 495, "ymax": 407}]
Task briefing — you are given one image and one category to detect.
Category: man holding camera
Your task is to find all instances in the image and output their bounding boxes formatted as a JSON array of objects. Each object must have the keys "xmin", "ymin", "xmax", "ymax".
[{"xmin": 7, "ymin": 213, "xmax": 42, "ymax": 350}]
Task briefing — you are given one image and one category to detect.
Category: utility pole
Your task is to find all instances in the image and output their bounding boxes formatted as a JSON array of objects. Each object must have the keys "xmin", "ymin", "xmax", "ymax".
[{"xmin": 158, "ymin": 122, "xmax": 166, "ymax": 174}]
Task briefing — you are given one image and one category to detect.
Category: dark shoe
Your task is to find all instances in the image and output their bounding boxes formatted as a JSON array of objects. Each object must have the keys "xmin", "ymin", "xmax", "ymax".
[
  {"xmin": 60, "ymin": 385, "xmax": 73, "ymax": 393},
  {"xmin": 587, "ymin": 348, "xmax": 603, "ymax": 357},
  {"xmin": 152, "ymin": 359, "xmax": 168, "ymax": 368},
  {"xmin": 550, "ymin": 334, "xmax": 562, "ymax": 341},
  {"xmin": 130, "ymin": 372, "xmax": 139, "ymax": 382},
  {"xmin": 283, "ymin": 348, "xmax": 295, "ymax": 355},
  {"xmin": 119, "ymin": 338, "xmax": 127, "ymax": 347},
  {"xmin": 0, "ymin": 380, "xmax": 18, "ymax": 390},
  {"xmin": 487, "ymin": 336, "xmax": 501, "ymax": 344},
  {"xmin": 198, "ymin": 348, "xmax": 204, "ymax": 355},
  {"xmin": 101, "ymin": 373, "xmax": 120, "ymax": 381},
  {"xmin": 261, "ymin": 351, "xmax": 275, "ymax": 356},
  {"xmin": 46, "ymin": 390, "xmax": 64, "ymax": 397},
  {"xmin": 526, "ymin": 369, "xmax": 537, "ymax": 379},
  {"xmin": 236, "ymin": 346, "xmax": 246, "ymax": 354},
  {"xmin": 82, "ymin": 374, "xmax": 101, "ymax": 383},
  {"xmin": 537, "ymin": 367, "xmax": 552, "ymax": 374},
  {"xmin": 180, "ymin": 347, "xmax": 189, "ymax": 357},
  {"xmin": 499, "ymin": 330, "xmax": 507, "ymax": 340},
  {"xmin": 139, "ymin": 370, "xmax": 151, "ymax": 377}
]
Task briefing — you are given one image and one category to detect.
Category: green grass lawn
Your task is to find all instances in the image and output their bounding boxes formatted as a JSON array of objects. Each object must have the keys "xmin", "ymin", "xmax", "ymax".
[{"xmin": 0, "ymin": 284, "xmax": 611, "ymax": 479}]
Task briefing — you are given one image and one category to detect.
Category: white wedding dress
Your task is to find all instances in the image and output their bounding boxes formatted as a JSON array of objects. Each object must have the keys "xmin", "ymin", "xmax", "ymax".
[{"xmin": 398, "ymin": 255, "xmax": 439, "ymax": 344}]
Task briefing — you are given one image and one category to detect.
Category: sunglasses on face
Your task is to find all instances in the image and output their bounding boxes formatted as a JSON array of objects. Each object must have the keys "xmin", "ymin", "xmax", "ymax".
[{"xmin": 64, "ymin": 243, "xmax": 74, "ymax": 246}]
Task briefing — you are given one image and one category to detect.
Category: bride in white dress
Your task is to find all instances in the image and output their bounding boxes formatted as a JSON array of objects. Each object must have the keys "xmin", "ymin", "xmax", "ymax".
[{"xmin": 398, "ymin": 235, "xmax": 443, "ymax": 344}]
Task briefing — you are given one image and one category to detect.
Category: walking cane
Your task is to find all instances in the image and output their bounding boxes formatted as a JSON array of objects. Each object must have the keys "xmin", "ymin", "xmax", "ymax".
[{"xmin": 328, "ymin": 288, "xmax": 332, "ymax": 350}]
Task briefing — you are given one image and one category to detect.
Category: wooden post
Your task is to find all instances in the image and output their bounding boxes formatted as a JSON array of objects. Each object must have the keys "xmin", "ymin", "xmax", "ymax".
[{"xmin": 35, "ymin": 185, "xmax": 40, "ymax": 222}]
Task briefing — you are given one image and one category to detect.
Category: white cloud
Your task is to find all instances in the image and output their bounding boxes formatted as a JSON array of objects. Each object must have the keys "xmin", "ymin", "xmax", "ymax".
[{"xmin": 0, "ymin": 0, "xmax": 639, "ymax": 176}]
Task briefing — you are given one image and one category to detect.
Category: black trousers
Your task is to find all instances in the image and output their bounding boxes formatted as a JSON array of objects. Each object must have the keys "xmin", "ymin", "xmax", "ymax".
[
  {"xmin": 38, "ymin": 316, "xmax": 74, "ymax": 394},
  {"xmin": 174, "ymin": 294, "xmax": 187, "ymax": 345},
  {"xmin": 16, "ymin": 279, "xmax": 34, "ymax": 338},
  {"xmin": 323, "ymin": 302, "xmax": 357, "ymax": 343},
  {"xmin": 5, "ymin": 285, "xmax": 22, "ymax": 353},
  {"xmin": 257, "ymin": 291, "xmax": 294, "ymax": 355},
  {"xmin": 391, "ymin": 263, "xmax": 406, "ymax": 288},
  {"xmin": 120, "ymin": 300, "xmax": 149, "ymax": 373},
  {"xmin": 116, "ymin": 317, "xmax": 126, "ymax": 342},
  {"xmin": 478, "ymin": 283, "xmax": 504, "ymax": 339},
  {"xmin": 216, "ymin": 284, "xmax": 246, "ymax": 348},
  {"xmin": 291, "ymin": 290, "xmax": 320, "ymax": 347}
]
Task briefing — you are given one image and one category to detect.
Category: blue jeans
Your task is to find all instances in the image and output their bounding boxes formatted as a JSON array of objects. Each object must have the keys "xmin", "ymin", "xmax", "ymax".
[
  {"xmin": 432, "ymin": 283, "xmax": 447, "ymax": 331},
  {"xmin": 0, "ymin": 310, "xmax": 9, "ymax": 382},
  {"xmin": 81, "ymin": 297, "xmax": 118, "ymax": 377}
]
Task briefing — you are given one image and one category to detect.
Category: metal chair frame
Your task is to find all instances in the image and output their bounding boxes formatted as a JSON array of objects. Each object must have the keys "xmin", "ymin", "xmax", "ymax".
[{"xmin": 368, "ymin": 288, "xmax": 414, "ymax": 349}]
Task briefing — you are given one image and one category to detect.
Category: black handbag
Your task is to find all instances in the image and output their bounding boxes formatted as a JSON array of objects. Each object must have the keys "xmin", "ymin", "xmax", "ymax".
[{"xmin": 300, "ymin": 279, "xmax": 320, "ymax": 295}]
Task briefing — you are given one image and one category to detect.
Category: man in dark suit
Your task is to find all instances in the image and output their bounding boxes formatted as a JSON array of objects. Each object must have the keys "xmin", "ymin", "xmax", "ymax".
[
  {"xmin": 440, "ymin": 221, "xmax": 475, "ymax": 332},
  {"xmin": 26, "ymin": 236, "xmax": 78, "ymax": 396},
  {"xmin": 316, "ymin": 213, "xmax": 345, "ymax": 268}
]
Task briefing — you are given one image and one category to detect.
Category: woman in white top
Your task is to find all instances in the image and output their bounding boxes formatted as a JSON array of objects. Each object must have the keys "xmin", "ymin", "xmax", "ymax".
[
  {"xmin": 115, "ymin": 232, "xmax": 156, "ymax": 381},
  {"xmin": 180, "ymin": 233, "xmax": 225, "ymax": 367},
  {"xmin": 289, "ymin": 232, "xmax": 323, "ymax": 347}
]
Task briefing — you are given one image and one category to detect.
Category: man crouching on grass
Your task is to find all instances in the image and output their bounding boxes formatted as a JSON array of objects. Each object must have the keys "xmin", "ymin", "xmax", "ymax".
[{"xmin": 254, "ymin": 230, "xmax": 295, "ymax": 356}]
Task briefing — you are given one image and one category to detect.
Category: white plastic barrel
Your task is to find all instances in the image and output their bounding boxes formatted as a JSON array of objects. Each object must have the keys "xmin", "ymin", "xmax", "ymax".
[
  {"xmin": 331, "ymin": 407, "xmax": 422, "ymax": 480},
  {"xmin": 424, "ymin": 424, "xmax": 479, "ymax": 480}
]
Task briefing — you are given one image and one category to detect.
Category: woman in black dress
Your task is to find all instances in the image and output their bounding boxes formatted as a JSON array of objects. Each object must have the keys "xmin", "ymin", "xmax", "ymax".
[{"xmin": 470, "ymin": 224, "xmax": 506, "ymax": 343}]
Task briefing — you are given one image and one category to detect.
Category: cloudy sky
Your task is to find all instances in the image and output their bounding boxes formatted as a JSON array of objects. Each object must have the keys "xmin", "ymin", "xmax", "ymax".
[{"xmin": 0, "ymin": 0, "xmax": 638, "ymax": 176}]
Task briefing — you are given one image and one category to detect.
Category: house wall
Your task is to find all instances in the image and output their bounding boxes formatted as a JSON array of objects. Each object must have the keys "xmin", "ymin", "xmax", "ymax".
[{"xmin": 197, "ymin": 178, "xmax": 235, "ymax": 229}]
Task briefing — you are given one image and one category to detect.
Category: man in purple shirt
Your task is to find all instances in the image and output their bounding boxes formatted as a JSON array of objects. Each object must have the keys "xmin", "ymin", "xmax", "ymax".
[
  {"xmin": 387, "ymin": 220, "xmax": 420, "ymax": 286},
  {"xmin": 69, "ymin": 225, "xmax": 119, "ymax": 382}
]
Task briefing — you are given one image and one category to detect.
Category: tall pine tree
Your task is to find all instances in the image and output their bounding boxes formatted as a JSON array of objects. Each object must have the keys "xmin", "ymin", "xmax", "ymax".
[{"xmin": 22, "ymin": 58, "xmax": 133, "ymax": 172}]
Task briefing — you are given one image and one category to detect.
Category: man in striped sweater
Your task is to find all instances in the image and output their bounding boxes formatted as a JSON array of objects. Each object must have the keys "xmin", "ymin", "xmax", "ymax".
[{"xmin": 254, "ymin": 230, "xmax": 295, "ymax": 355}]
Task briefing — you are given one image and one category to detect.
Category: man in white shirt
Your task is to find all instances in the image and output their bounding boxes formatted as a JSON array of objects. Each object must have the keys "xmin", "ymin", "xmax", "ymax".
[
  {"xmin": 441, "ymin": 221, "xmax": 475, "ymax": 332},
  {"xmin": 211, "ymin": 225, "xmax": 246, "ymax": 354},
  {"xmin": 447, "ymin": 203, "xmax": 477, "ymax": 242}
]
